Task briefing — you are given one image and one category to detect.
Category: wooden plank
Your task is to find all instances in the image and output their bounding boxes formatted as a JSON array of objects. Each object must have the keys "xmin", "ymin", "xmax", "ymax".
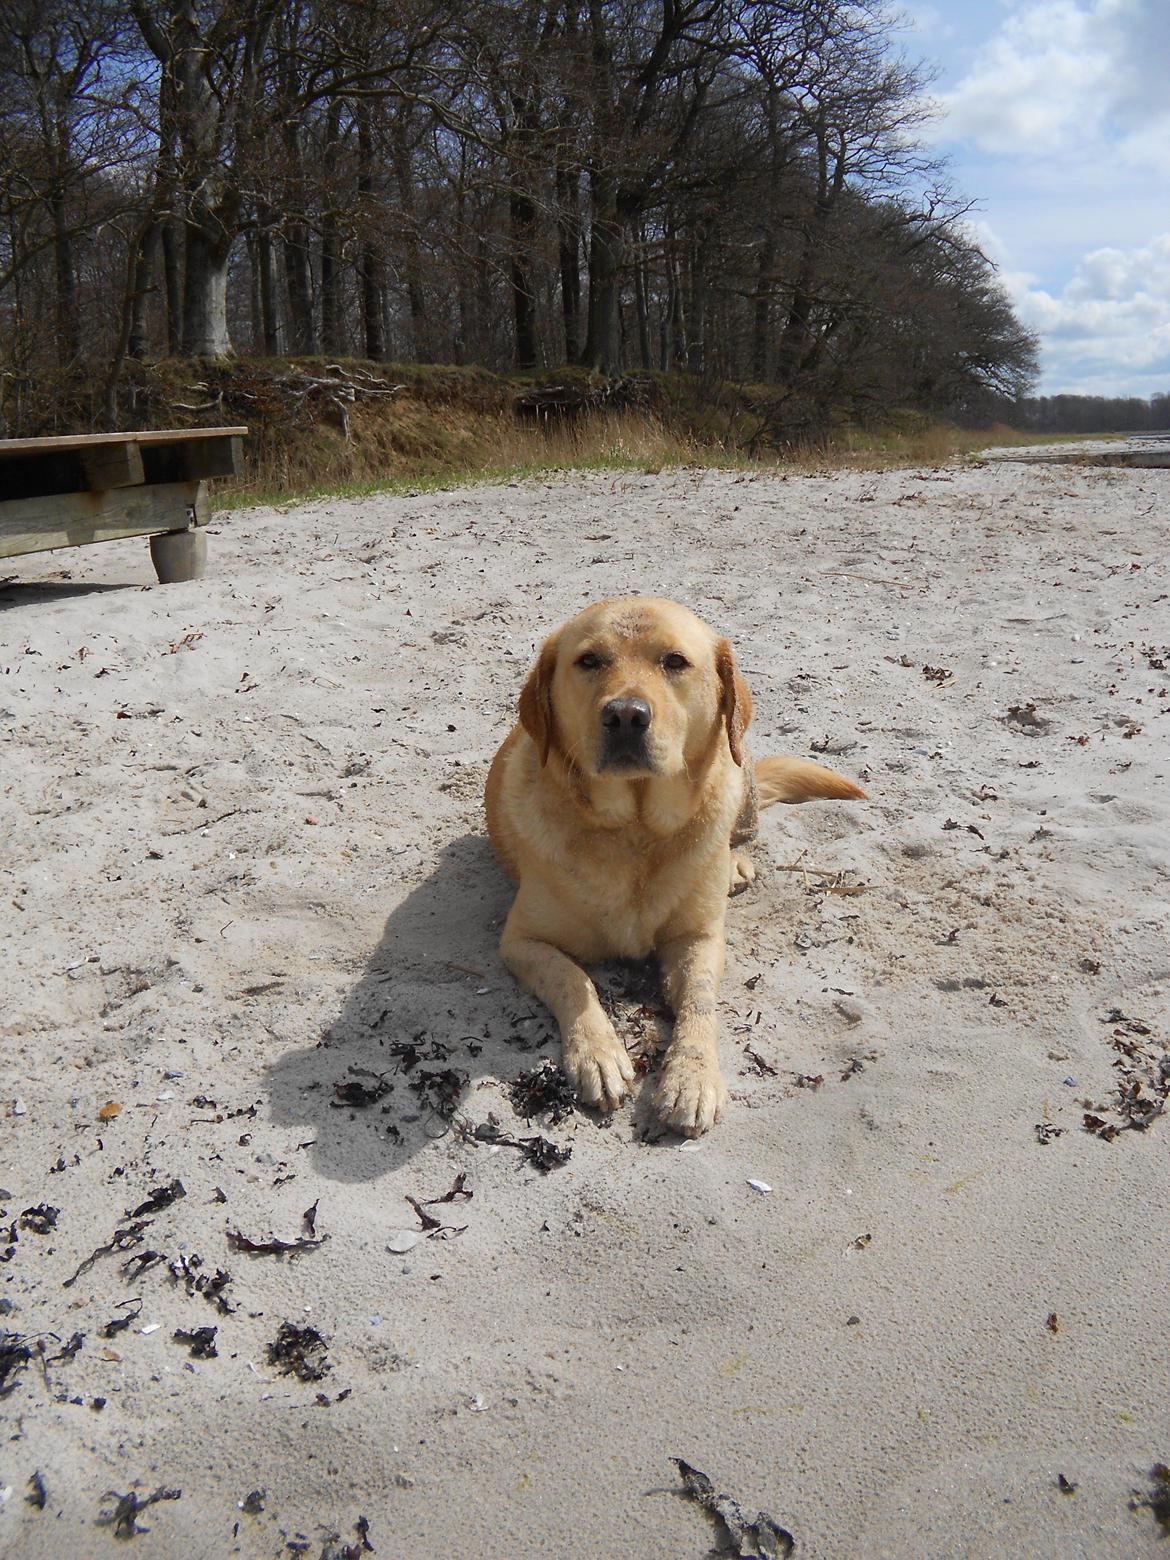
[
  {"xmin": 1, "ymin": 428, "xmax": 245, "ymax": 503},
  {"xmin": 0, "ymin": 482, "xmax": 204, "ymax": 559},
  {"xmin": 140, "ymin": 436, "xmax": 243, "ymax": 487},
  {"xmin": 80, "ymin": 440, "xmax": 145, "ymax": 491},
  {"xmin": 191, "ymin": 480, "xmax": 211, "ymax": 525},
  {"xmin": 176, "ymin": 433, "xmax": 244, "ymax": 481},
  {"xmin": 125, "ymin": 426, "xmax": 247, "ymax": 446},
  {"xmin": 0, "ymin": 427, "xmax": 248, "ymax": 460}
]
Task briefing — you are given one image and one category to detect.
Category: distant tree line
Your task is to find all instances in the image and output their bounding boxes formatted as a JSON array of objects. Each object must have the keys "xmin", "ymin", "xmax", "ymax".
[
  {"xmin": 1, "ymin": 0, "xmax": 1041, "ymax": 437},
  {"xmin": 977, "ymin": 391, "xmax": 1170, "ymax": 435}
]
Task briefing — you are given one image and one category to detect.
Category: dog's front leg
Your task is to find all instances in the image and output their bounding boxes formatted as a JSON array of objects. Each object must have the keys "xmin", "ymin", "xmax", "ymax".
[
  {"xmin": 500, "ymin": 921, "xmax": 635, "ymax": 1111},
  {"xmin": 653, "ymin": 931, "xmax": 729, "ymax": 1136}
]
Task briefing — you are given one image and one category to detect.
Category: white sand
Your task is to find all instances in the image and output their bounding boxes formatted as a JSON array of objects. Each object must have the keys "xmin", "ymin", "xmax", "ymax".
[{"xmin": 1, "ymin": 460, "xmax": 1168, "ymax": 1558}]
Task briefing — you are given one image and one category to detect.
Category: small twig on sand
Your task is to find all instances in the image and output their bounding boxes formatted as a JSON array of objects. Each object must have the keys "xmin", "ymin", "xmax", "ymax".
[
  {"xmin": 163, "ymin": 808, "xmax": 241, "ymax": 837},
  {"xmin": 821, "ymin": 570, "xmax": 914, "ymax": 588},
  {"xmin": 776, "ymin": 857, "xmax": 867, "ymax": 895}
]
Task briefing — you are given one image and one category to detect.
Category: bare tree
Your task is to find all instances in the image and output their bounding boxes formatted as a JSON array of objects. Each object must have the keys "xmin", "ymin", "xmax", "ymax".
[
  {"xmin": 130, "ymin": 0, "xmax": 279, "ymax": 357},
  {"xmin": 0, "ymin": 0, "xmax": 1054, "ymax": 434}
]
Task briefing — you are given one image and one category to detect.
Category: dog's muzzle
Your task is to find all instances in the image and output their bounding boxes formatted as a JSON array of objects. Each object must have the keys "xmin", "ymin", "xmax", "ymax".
[{"xmin": 599, "ymin": 697, "xmax": 654, "ymax": 771}]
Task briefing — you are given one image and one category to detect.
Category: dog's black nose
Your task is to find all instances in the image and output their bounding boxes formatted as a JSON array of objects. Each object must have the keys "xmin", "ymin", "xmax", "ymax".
[{"xmin": 601, "ymin": 698, "xmax": 652, "ymax": 732}]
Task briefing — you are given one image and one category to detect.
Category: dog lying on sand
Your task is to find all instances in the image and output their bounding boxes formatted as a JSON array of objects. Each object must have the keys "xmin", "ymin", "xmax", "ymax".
[{"xmin": 486, "ymin": 597, "xmax": 865, "ymax": 1135}]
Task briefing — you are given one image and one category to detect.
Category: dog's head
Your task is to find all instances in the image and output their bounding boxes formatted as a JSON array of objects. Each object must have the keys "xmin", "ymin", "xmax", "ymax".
[{"xmin": 518, "ymin": 597, "xmax": 752, "ymax": 777}]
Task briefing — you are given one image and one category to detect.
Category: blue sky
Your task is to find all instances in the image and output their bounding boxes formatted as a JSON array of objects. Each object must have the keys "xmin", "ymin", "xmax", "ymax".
[{"xmin": 898, "ymin": 0, "xmax": 1170, "ymax": 398}]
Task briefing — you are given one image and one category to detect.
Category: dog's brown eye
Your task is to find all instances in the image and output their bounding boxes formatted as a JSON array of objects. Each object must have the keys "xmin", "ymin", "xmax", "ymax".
[
  {"xmin": 662, "ymin": 652, "xmax": 689, "ymax": 672},
  {"xmin": 576, "ymin": 651, "xmax": 602, "ymax": 671}
]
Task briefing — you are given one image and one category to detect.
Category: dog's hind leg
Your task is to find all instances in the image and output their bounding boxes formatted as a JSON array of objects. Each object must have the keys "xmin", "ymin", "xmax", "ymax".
[{"xmin": 728, "ymin": 850, "xmax": 757, "ymax": 895}]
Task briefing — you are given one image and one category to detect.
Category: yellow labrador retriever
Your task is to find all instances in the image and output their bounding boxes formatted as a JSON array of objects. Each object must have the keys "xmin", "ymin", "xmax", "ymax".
[{"xmin": 485, "ymin": 597, "xmax": 865, "ymax": 1136}]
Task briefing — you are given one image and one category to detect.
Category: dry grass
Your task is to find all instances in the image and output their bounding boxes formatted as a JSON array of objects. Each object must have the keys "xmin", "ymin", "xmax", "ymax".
[
  {"xmin": 137, "ymin": 359, "xmax": 1124, "ymax": 508},
  {"xmin": 222, "ymin": 407, "xmax": 1122, "ymax": 509},
  {"xmin": 8, "ymin": 356, "xmax": 1124, "ymax": 507},
  {"xmin": 223, "ymin": 405, "xmax": 746, "ymax": 508},
  {"xmin": 778, "ymin": 419, "xmax": 1087, "ymax": 469}
]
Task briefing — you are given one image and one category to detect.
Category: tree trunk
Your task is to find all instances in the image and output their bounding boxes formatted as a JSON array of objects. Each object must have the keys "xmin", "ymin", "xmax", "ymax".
[
  {"xmin": 582, "ymin": 177, "xmax": 625, "ymax": 375},
  {"xmin": 357, "ymin": 104, "xmax": 386, "ymax": 361},
  {"xmin": 360, "ymin": 256, "xmax": 385, "ymax": 361},
  {"xmin": 153, "ymin": 67, "xmax": 184, "ymax": 357},
  {"xmin": 661, "ymin": 219, "xmax": 684, "ymax": 371},
  {"xmin": 247, "ymin": 230, "xmax": 263, "ymax": 350},
  {"xmin": 555, "ymin": 161, "xmax": 581, "ymax": 363},
  {"xmin": 161, "ymin": 211, "xmax": 183, "ymax": 355},
  {"xmin": 392, "ymin": 121, "xmax": 428, "ymax": 362},
  {"xmin": 50, "ymin": 189, "xmax": 80, "ymax": 365},
  {"xmin": 284, "ymin": 220, "xmax": 316, "ymax": 354},
  {"xmin": 103, "ymin": 193, "xmax": 178, "ymax": 422},
  {"xmin": 128, "ymin": 218, "xmax": 161, "ymax": 361},
  {"xmin": 510, "ymin": 187, "xmax": 539, "ymax": 370},
  {"xmin": 775, "ymin": 266, "xmax": 814, "ymax": 386},
  {"xmin": 454, "ymin": 152, "xmax": 470, "ymax": 363},
  {"xmin": 253, "ymin": 210, "xmax": 280, "ymax": 354},
  {"xmin": 475, "ymin": 232, "xmax": 492, "ymax": 361},
  {"xmin": 687, "ymin": 224, "xmax": 708, "ymax": 376},
  {"xmin": 320, "ymin": 100, "xmax": 345, "ymax": 356},
  {"xmin": 182, "ymin": 221, "xmax": 233, "ymax": 358},
  {"xmin": 752, "ymin": 229, "xmax": 775, "ymax": 382},
  {"xmin": 776, "ymin": 114, "xmax": 841, "ymax": 388},
  {"xmin": 633, "ymin": 227, "xmax": 651, "ymax": 371},
  {"xmin": 129, "ymin": 0, "xmax": 276, "ymax": 364},
  {"xmin": 320, "ymin": 219, "xmax": 343, "ymax": 355},
  {"xmin": 281, "ymin": 120, "xmax": 316, "ymax": 355}
]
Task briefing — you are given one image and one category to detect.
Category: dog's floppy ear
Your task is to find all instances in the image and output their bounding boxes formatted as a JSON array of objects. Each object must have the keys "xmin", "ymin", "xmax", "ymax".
[
  {"xmin": 518, "ymin": 631, "xmax": 560, "ymax": 766},
  {"xmin": 715, "ymin": 638, "xmax": 752, "ymax": 767}
]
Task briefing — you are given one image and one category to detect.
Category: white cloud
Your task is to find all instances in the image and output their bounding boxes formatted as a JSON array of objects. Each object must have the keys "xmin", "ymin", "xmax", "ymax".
[
  {"xmin": 916, "ymin": 1, "xmax": 1170, "ymax": 392},
  {"xmin": 935, "ymin": 0, "xmax": 1170, "ymax": 171},
  {"xmin": 1003, "ymin": 234, "xmax": 1170, "ymax": 394},
  {"xmin": 1064, "ymin": 243, "xmax": 1163, "ymax": 302},
  {"xmin": 937, "ymin": 1, "xmax": 1110, "ymax": 155}
]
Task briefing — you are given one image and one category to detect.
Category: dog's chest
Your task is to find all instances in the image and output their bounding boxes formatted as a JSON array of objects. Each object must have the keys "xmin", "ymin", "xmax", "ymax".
[{"xmin": 554, "ymin": 821, "xmax": 722, "ymax": 958}]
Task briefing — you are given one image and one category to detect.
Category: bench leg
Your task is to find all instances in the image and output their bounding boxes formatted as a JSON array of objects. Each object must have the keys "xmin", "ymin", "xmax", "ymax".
[{"xmin": 149, "ymin": 528, "xmax": 208, "ymax": 583}]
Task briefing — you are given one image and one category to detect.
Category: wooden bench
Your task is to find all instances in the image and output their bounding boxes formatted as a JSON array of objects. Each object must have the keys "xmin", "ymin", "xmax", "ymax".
[{"xmin": 0, "ymin": 426, "xmax": 247, "ymax": 583}]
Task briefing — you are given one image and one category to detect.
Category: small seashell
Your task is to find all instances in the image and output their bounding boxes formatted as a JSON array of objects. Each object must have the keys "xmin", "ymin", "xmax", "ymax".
[{"xmin": 386, "ymin": 1230, "xmax": 423, "ymax": 1254}]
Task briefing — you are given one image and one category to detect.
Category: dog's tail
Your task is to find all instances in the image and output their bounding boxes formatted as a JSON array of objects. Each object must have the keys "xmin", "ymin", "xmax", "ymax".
[{"xmin": 756, "ymin": 754, "xmax": 867, "ymax": 807}]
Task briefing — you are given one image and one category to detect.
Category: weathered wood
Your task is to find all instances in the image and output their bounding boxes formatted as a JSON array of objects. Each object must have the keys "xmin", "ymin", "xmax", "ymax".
[
  {"xmin": 0, "ymin": 481, "xmax": 205, "ymax": 559},
  {"xmin": 0, "ymin": 426, "xmax": 247, "ymax": 460},
  {"xmin": 176, "ymin": 434, "xmax": 244, "ymax": 480},
  {"xmin": 0, "ymin": 427, "xmax": 238, "ymax": 577},
  {"xmin": 0, "ymin": 428, "xmax": 245, "ymax": 505},
  {"xmin": 80, "ymin": 441, "xmax": 146, "ymax": 491}
]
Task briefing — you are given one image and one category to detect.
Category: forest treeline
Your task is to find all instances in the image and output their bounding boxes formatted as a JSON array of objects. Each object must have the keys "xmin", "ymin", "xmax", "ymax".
[
  {"xmin": 0, "ymin": 0, "xmax": 1114, "ymax": 443},
  {"xmin": 981, "ymin": 391, "xmax": 1170, "ymax": 435}
]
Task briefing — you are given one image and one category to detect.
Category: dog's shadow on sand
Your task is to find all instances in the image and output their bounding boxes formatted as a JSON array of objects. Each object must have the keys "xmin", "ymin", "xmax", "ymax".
[{"xmin": 264, "ymin": 834, "xmax": 668, "ymax": 1183}]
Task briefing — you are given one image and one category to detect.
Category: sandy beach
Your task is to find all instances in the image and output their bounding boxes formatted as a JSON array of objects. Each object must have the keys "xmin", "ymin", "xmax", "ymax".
[{"xmin": 1, "ymin": 457, "xmax": 1168, "ymax": 1558}]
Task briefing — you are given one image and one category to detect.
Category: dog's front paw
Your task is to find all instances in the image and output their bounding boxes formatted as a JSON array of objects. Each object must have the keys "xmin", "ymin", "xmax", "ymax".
[
  {"xmin": 653, "ymin": 1050, "xmax": 727, "ymax": 1137},
  {"xmin": 563, "ymin": 1023, "xmax": 635, "ymax": 1112}
]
